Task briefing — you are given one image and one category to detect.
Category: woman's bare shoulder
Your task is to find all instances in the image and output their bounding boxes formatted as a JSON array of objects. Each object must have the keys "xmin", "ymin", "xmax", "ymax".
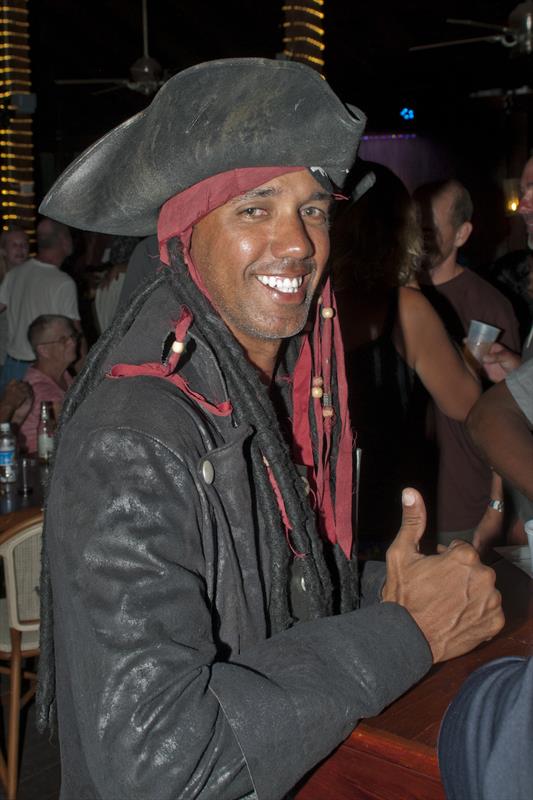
[{"xmin": 398, "ymin": 285, "xmax": 436, "ymax": 326}]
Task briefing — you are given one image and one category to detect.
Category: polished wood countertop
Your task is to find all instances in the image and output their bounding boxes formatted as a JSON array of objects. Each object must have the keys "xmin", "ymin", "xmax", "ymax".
[{"xmin": 295, "ymin": 557, "xmax": 533, "ymax": 800}]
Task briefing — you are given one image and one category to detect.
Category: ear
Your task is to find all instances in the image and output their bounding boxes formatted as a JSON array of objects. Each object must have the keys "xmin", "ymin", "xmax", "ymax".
[{"xmin": 455, "ymin": 221, "xmax": 472, "ymax": 248}]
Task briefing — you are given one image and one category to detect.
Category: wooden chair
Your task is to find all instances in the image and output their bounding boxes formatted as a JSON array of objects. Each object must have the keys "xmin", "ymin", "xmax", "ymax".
[{"xmin": 0, "ymin": 512, "xmax": 43, "ymax": 800}]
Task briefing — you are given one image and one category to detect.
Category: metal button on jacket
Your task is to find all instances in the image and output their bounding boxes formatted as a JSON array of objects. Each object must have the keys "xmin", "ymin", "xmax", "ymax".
[{"xmin": 201, "ymin": 460, "xmax": 214, "ymax": 485}]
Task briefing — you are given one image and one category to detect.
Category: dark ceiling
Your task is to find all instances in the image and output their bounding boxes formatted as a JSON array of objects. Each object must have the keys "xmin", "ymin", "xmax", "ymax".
[{"xmin": 30, "ymin": 1, "xmax": 532, "ymax": 169}]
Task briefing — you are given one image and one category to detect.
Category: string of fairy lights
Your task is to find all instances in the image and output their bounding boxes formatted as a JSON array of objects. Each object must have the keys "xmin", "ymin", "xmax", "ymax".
[
  {"xmin": 0, "ymin": 0, "xmax": 34, "ymax": 239},
  {"xmin": 282, "ymin": 0, "xmax": 325, "ymax": 76}
]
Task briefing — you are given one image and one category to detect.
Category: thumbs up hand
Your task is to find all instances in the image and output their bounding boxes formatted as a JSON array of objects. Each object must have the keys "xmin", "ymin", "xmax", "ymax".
[{"xmin": 382, "ymin": 489, "xmax": 504, "ymax": 663}]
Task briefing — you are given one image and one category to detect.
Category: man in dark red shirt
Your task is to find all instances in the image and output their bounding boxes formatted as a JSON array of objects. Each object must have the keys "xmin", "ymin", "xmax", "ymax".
[{"xmin": 415, "ymin": 179, "xmax": 520, "ymax": 545}]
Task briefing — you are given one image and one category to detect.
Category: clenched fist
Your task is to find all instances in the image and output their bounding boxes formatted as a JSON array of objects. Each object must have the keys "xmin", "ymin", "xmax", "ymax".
[{"xmin": 382, "ymin": 488, "xmax": 504, "ymax": 663}]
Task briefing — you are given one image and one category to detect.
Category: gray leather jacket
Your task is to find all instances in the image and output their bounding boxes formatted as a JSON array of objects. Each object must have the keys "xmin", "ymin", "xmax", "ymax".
[{"xmin": 46, "ymin": 282, "xmax": 432, "ymax": 800}]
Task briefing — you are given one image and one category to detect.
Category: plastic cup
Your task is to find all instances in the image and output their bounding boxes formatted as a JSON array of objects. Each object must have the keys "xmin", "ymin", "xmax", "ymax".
[
  {"xmin": 525, "ymin": 520, "xmax": 533, "ymax": 574},
  {"xmin": 466, "ymin": 319, "xmax": 501, "ymax": 363}
]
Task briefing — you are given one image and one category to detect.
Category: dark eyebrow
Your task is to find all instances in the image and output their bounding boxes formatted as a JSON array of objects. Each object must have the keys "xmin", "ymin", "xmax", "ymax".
[
  {"xmin": 308, "ymin": 191, "xmax": 331, "ymax": 203},
  {"xmin": 231, "ymin": 187, "xmax": 281, "ymax": 203},
  {"xmin": 230, "ymin": 188, "xmax": 332, "ymax": 204}
]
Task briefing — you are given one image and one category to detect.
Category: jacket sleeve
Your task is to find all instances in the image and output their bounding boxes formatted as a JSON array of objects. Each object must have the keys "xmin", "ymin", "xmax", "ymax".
[
  {"xmin": 49, "ymin": 424, "xmax": 431, "ymax": 800},
  {"xmin": 438, "ymin": 656, "xmax": 533, "ymax": 800}
]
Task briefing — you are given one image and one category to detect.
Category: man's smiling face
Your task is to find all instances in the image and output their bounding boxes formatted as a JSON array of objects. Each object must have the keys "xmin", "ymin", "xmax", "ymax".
[{"xmin": 190, "ymin": 170, "xmax": 331, "ymax": 352}]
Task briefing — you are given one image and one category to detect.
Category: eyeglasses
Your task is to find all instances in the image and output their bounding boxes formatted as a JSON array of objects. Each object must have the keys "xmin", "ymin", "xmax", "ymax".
[{"xmin": 38, "ymin": 333, "xmax": 80, "ymax": 346}]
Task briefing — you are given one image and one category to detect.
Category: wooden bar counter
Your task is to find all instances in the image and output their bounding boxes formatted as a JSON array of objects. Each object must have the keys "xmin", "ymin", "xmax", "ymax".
[{"xmin": 295, "ymin": 557, "xmax": 533, "ymax": 800}]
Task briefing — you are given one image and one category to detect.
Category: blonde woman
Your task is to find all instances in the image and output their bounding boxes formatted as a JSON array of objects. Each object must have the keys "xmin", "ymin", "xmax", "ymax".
[{"xmin": 331, "ymin": 164, "xmax": 480, "ymax": 551}]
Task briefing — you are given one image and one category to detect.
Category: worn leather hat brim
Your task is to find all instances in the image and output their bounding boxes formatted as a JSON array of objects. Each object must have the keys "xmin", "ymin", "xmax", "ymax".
[{"xmin": 40, "ymin": 58, "xmax": 366, "ymax": 236}]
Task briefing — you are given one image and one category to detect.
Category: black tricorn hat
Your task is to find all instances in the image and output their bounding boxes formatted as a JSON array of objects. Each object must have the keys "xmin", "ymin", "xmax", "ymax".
[{"xmin": 40, "ymin": 58, "xmax": 366, "ymax": 236}]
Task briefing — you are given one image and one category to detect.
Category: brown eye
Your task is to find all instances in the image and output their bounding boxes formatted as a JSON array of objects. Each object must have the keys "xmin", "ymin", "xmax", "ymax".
[
  {"xmin": 240, "ymin": 207, "xmax": 266, "ymax": 218},
  {"xmin": 301, "ymin": 207, "xmax": 328, "ymax": 222}
]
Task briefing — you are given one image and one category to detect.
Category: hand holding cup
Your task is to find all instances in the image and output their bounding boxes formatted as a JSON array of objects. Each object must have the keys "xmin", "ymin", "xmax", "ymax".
[{"xmin": 466, "ymin": 319, "xmax": 501, "ymax": 364}]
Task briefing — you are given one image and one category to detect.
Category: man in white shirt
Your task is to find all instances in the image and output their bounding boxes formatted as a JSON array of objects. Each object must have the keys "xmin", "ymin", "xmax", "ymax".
[{"xmin": 0, "ymin": 217, "xmax": 82, "ymax": 388}]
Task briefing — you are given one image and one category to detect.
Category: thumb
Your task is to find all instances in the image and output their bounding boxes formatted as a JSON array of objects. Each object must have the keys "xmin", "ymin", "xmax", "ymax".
[
  {"xmin": 482, "ymin": 351, "xmax": 503, "ymax": 365},
  {"xmin": 488, "ymin": 342, "xmax": 504, "ymax": 354},
  {"xmin": 393, "ymin": 488, "xmax": 427, "ymax": 552}
]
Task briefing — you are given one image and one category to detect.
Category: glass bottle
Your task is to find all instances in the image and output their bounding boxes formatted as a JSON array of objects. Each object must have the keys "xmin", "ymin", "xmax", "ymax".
[
  {"xmin": 37, "ymin": 401, "xmax": 56, "ymax": 463},
  {"xmin": 0, "ymin": 421, "xmax": 17, "ymax": 485}
]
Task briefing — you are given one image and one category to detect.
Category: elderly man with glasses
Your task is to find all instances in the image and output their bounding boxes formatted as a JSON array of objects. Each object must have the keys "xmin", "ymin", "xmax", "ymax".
[{"xmin": 14, "ymin": 314, "xmax": 78, "ymax": 453}]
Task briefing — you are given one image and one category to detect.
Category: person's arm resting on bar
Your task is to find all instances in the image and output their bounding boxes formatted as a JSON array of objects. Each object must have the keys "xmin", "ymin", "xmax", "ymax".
[{"xmin": 467, "ymin": 369, "xmax": 533, "ymax": 501}]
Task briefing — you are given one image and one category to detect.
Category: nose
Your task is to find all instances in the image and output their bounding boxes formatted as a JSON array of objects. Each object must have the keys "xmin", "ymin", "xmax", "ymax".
[{"xmin": 270, "ymin": 212, "xmax": 315, "ymax": 261}]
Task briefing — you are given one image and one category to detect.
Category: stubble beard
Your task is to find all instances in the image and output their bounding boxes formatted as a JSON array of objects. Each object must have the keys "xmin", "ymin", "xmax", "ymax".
[
  {"xmin": 219, "ymin": 287, "xmax": 315, "ymax": 342},
  {"xmin": 226, "ymin": 256, "xmax": 321, "ymax": 342}
]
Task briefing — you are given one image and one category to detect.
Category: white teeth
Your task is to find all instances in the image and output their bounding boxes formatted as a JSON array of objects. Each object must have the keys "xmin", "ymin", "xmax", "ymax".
[{"xmin": 257, "ymin": 275, "xmax": 303, "ymax": 293}]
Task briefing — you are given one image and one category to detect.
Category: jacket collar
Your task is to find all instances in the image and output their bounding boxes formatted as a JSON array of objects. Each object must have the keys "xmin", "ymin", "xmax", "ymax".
[{"xmin": 102, "ymin": 273, "xmax": 231, "ymax": 420}]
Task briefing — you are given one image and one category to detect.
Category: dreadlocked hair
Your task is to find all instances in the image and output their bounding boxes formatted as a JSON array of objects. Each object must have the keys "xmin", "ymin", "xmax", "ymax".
[{"xmin": 36, "ymin": 243, "xmax": 359, "ymax": 734}]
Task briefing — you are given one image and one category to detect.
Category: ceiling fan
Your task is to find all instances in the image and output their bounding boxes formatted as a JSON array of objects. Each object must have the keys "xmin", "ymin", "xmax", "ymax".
[
  {"xmin": 55, "ymin": 0, "xmax": 166, "ymax": 96},
  {"xmin": 410, "ymin": 1, "xmax": 533, "ymax": 56}
]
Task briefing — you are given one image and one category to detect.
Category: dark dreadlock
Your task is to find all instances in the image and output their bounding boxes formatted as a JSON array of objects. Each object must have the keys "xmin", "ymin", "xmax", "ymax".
[{"xmin": 36, "ymin": 243, "xmax": 359, "ymax": 733}]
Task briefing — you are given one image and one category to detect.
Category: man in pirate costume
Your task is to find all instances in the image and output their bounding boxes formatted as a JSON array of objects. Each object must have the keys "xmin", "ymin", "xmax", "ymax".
[{"xmin": 37, "ymin": 59, "xmax": 503, "ymax": 800}]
